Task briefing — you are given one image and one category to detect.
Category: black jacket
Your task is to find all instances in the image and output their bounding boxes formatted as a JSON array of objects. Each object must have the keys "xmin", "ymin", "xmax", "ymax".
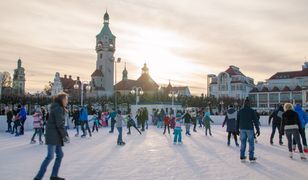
[
  {"xmin": 45, "ymin": 103, "xmax": 66, "ymax": 146},
  {"xmin": 183, "ymin": 113, "xmax": 192, "ymax": 123},
  {"xmin": 280, "ymin": 110, "xmax": 302, "ymax": 134},
  {"xmin": 6, "ymin": 110, "xmax": 13, "ymax": 122},
  {"xmin": 269, "ymin": 106, "xmax": 284, "ymax": 125},
  {"xmin": 237, "ymin": 106, "xmax": 259, "ymax": 131}
]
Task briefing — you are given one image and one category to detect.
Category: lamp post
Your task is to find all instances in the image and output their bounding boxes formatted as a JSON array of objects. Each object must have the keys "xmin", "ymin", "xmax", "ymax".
[
  {"xmin": 74, "ymin": 81, "xmax": 91, "ymax": 106},
  {"xmin": 131, "ymin": 86, "xmax": 143, "ymax": 105},
  {"xmin": 168, "ymin": 91, "xmax": 178, "ymax": 109},
  {"xmin": 114, "ymin": 57, "xmax": 121, "ymax": 110},
  {"xmin": 220, "ymin": 100, "xmax": 224, "ymax": 114}
]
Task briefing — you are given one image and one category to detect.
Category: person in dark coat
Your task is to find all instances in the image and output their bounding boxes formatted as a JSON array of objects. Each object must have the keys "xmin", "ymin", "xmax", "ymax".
[
  {"xmin": 71, "ymin": 108, "xmax": 80, "ymax": 137},
  {"xmin": 222, "ymin": 105, "xmax": 239, "ymax": 146},
  {"xmin": 34, "ymin": 93, "xmax": 69, "ymax": 180},
  {"xmin": 237, "ymin": 98, "xmax": 260, "ymax": 162},
  {"xmin": 127, "ymin": 115, "xmax": 142, "ymax": 135},
  {"xmin": 280, "ymin": 103, "xmax": 306, "ymax": 160},
  {"xmin": 268, "ymin": 105, "xmax": 284, "ymax": 145},
  {"xmin": 6, "ymin": 108, "xmax": 13, "ymax": 133}
]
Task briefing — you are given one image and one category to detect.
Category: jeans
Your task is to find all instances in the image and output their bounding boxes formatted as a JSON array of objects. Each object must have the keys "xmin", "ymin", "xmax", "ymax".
[
  {"xmin": 31, "ymin": 128, "xmax": 42, "ymax": 142},
  {"xmin": 20, "ymin": 118, "xmax": 26, "ymax": 135},
  {"xmin": 286, "ymin": 129, "xmax": 303, "ymax": 153},
  {"xmin": 81, "ymin": 121, "xmax": 91, "ymax": 136},
  {"xmin": 270, "ymin": 123, "xmax": 282, "ymax": 142},
  {"xmin": 35, "ymin": 145, "xmax": 64, "ymax": 180},
  {"xmin": 110, "ymin": 119, "xmax": 115, "ymax": 132},
  {"xmin": 293, "ymin": 128, "xmax": 307, "ymax": 148},
  {"xmin": 240, "ymin": 129, "xmax": 255, "ymax": 159},
  {"xmin": 92, "ymin": 123, "xmax": 99, "ymax": 132},
  {"xmin": 174, "ymin": 128, "xmax": 182, "ymax": 143},
  {"xmin": 117, "ymin": 127, "xmax": 123, "ymax": 144},
  {"xmin": 163, "ymin": 124, "xmax": 170, "ymax": 134},
  {"xmin": 185, "ymin": 124, "xmax": 191, "ymax": 135},
  {"xmin": 7, "ymin": 121, "xmax": 12, "ymax": 132}
]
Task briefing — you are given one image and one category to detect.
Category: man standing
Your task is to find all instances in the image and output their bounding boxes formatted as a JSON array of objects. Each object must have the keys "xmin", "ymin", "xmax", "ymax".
[
  {"xmin": 237, "ymin": 98, "xmax": 260, "ymax": 162},
  {"xmin": 268, "ymin": 105, "xmax": 284, "ymax": 145}
]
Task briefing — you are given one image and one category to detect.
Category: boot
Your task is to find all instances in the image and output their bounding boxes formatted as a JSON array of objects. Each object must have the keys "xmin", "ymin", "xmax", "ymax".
[
  {"xmin": 270, "ymin": 139, "xmax": 273, "ymax": 145},
  {"xmin": 300, "ymin": 153, "xmax": 306, "ymax": 160},
  {"xmin": 249, "ymin": 157, "xmax": 257, "ymax": 162},
  {"xmin": 30, "ymin": 140, "xmax": 36, "ymax": 144},
  {"xmin": 289, "ymin": 152, "xmax": 293, "ymax": 159},
  {"xmin": 227, "ymin": 140, "xmax": 230, "ymax": 146},
  {"xmin": 39, "ymin": 141, "xmax": 44, "ymax": 145},
  {"xmin": 50, "ymin": 177, "xmax": 65, "ymax": 180},
  {"xmin": 279, "ymin": 140, "xmax": 283, "ymax": 146},
  {"xmin": 235, "ymin": 142, "xmax": 239, "ymax": 147}
]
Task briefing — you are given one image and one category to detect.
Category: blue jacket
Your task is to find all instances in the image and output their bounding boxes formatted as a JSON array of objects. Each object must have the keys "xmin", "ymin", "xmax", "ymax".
[
  {"xmin": 19, "ymin": 107, "xmax": 27, "ymax": 120},
  {"xmin": 79, "ymin": 108, "xmax": 88, "ymax": 121},
  {"xmin": 109, "ymin": 111, "xmax": 117, "ymax": 120},
  {"xmin": 294, "ymin": 104, "xmax": 308, "ymax": 128}
]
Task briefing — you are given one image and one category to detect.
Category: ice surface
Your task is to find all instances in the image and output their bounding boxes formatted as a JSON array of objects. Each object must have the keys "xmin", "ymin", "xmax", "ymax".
[{"xmin": 0, "ymin": 125, "xmax": 307, "ymax": 180}]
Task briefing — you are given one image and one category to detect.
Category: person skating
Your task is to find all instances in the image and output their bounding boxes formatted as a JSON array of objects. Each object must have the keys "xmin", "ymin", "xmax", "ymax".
[
  {"xmin": 268, "ymin": 105, "xmax": 284, "ymax": 145},
  {"xmin": 115, "ymin": 110, "xmax": 125, "ymax": 146},
  {"xmin": 91, "ymin": 113, "xmax": 100, "ymax": 133},
  {"xmin": 203, "ymin": 111, "xmax": 214, "ymax": 136},
  {"xmin": 183, "ymin": 110, "xmax": 192, "ymax": 136},
  {"xmin": 109, "ymin": 109, "xmax": 117, "ymax": 133},
  {"xmin": 197, "ymin": 111, "xmax": 203, "ymax": 128},
  {"xmin": 34, "ymin": 92, "xmax": 69, "ymax": 180},
  {"xmin": 280, "ymin": 103, "xmax": 306, "ymax": 160},
  {"xmin": 79, "ymin": 106, "xmax": 91, "ymax": 138},
  {"xmin": 191, "ymin": 111, "xmax": 197, "ymax": 132},
  {"xmin": 237, "ymin": 98, "xmax": 260, "ymax": 162},
  {"xmin": 12, "ymin": 106, "xmax": 21, "ymax": 136},
  {"xmin": 6, "ymin": 108, "xmax": 13, "ymax": 133},
  {"xmin": 71, "ymin": 108, "xmax": 80, "ymax": 137},
  {"xmin": 127, "ymin": 115, "xmax": 142, "ymax": 135},
  {"xmin": 157, "ymin": 108, "xmax": 165, "ymax": 128},
  {"xmin": 174, "ymin": 113, "xmax": 183, "ymax": 144},
  {"xmin": 222, "ymin": 105, "xmax": 239, "ymax": 146},
  {"xmin": 170, "ymin": 114, "xmax": 176, "ymax": 134},
  {"xmin": 293, "ymin": 104, "xmax": 308, "ymax": 153},
  {"xmin": 163, "ymin": 115, "xmax": 171, "ymax": 135},
  {"xmin": 18, "ymin": 104, "xmax": 27, "ymax": 135},
  {"xmin": 31, "ymin": 108, "xmax": 44, "ymax": 145}
]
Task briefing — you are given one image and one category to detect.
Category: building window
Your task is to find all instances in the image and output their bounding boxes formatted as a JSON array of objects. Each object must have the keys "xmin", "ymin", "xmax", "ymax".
[{"xmin": 100, "ymin": 54, "xmax": 102, "ymax": 59}]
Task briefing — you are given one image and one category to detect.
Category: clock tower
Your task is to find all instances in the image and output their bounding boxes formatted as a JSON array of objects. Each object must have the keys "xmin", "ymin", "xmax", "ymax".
[{"xmin": 91, "ymin": 11, "xmax": 116, "ymax": 96}]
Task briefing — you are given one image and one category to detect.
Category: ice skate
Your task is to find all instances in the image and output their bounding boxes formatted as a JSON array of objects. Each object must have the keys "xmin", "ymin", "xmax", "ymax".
[
  {"xmin": 240, "ymin": 156, "xmax": 247, "ymax": 162},
  {"xmin": 30, "ymin": 140, "xmax": 36, "ymax": 144},
  {"xmin": 289, "ymin": 152, "xmax": 293, "ymax": 159},
  {"xmin": 300, "ymin": 153, "xmax": 306, "ymax": 160},
  {"xmin": 249, "ymin": 157, "xmax": 257, "ymax": 163},
  {"xmin": 39, "ymin": 141, "xmax": 44, "ymax": 145}
]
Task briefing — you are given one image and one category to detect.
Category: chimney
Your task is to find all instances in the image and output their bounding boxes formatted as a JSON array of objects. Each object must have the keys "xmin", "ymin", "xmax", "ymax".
[
  {"xmin": 64, "ymin": 74, "xmax": 67, "ymax": 79},
  {"xmin": 69, "ymin": 75, "xmax": 72, "ymax": 79}
]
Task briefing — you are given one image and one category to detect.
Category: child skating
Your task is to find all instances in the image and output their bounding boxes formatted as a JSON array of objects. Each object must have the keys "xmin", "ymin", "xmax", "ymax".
[
  {"xmin": 203, "ymin": 111, "xmax": 214, "ymax": 136},
  {"xmin": 174, "ymin": 113, "xmax": 183, "ymax": 144},
  {"xmin": 31, "ymin": 108, "xmax": 44, "ymax": 145},
  {"xmin": 127, "ymin": 115, "xmax": 142, "ymax": 135}
]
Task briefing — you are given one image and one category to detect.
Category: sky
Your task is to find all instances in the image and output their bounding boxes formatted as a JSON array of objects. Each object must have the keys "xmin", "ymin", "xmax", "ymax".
[{"xmin": 0, "ymin": 0, "xmax": 308, "ymax": 95}]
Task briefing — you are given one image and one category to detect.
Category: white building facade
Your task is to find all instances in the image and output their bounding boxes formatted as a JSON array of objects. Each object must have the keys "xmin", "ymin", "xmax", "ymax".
[
  {"xmin": 51, "ymin": 72, "xmax": 63, "ymax": 96},
  {"xmin": 207, "ymin": 65, "xmax": 254, "ymax": 99},
  {"xmin": 249, "ymin": 62, "xmax": 308, "ymax": 110}
]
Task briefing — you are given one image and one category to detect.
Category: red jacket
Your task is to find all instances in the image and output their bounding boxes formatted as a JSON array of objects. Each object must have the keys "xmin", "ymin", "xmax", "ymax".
[{"xmin": 164, "ymin": 116, "xmax": 170, "ymax": 125}]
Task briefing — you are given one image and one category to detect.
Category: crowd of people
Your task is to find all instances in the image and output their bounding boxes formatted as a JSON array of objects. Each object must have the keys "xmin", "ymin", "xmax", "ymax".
[{"xmin": 1, "ymin": 93, "xmax": 308, "ymax": 180}]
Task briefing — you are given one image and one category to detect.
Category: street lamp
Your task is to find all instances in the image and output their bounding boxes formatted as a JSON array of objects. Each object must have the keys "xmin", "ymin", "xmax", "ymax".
[
  {"xmin": 74, "ymin": 81, "xmax": 91, "ymax": 106},
  {"xmin": 114, "ymin": 56, "xmax": 121, "ymax": 110},
  {"xmin": 168, "ymin": 91, "xmax": 178, "ymax": 108},
  {"xmin": 131, "ymin": 86, "xmax": 143, "ymax": 105}
]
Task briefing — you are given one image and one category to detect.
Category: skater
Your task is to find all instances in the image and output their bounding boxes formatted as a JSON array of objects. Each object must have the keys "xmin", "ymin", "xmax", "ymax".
[
  {"xmin": 31, "ymin": 108, "xmax": 44, "ymax": 145},
  {"xmin": 170, "ymin": 114, "xmax": 176, "ymax": 133},
  {"xmin": 293, "ymin": 104, "xmax": 308, "ymax": 153},
  {"xmin": 163, "ymin": 115, "xmax": 171, "ymax": 135},
  {"xmin": 18, "ymin": 104, "xmax": 27, "ymax": 135},
  {"xmin": 174, "ymin": 113, "xmax": 183, "ymax": 144},
  {"xmin": 157, "ymin": 108, "xmax": 165, "ymax": 128},
  {"xmin": 280, "ymin": 103, "xmax": 306, "ymax": 160},
  {"xmin": 268, "ymin": 105, "xmax": 284, "ymax": 145},
  {"xmin": 115, "ymin": 110, "xmax": 125, "ymax": 145},
  {"xmin": 101, "ymin": 112, "xmax": 108, "ymax": 127},
  {"xmin": 192, "ymin": 111, "xmax": 197, "ymax": 132},
  {"xmin": 237, "ymin": 98, "xmax": 260, "ymax": 162},
  {"xmin": 203, "ymin": 111, "xmax": 214, "ymax": 136},
  {"xmin": 71, "ymin": 108, "xmax": 80, "ymax": 137},
  {"xmin": 223, "ymin": 105, "xmax": 239, "ymax": 146},
  {"xmin": 109, "ymin": 109, "xmax": 117, "ymax": 133},
  {"xmin": 80, "ymin": 106, "xmax": 91, "ymax": 138},
  {"xmin": 144, "ymin": 107, "xmax": 149, "ymax": 130},
  {"xmin": 6, "ymin": 108, "xmax": 13, "ymax": 133},
  {"xmin": 141, "ymin": 107, "xmax": 147, "ymax": 131},
  {"xmin": 91, "ymin": 113, "xmax": 100, "ymax": 133},
  {"xmin": 127, "ymin": 115, "xmax": 142, "ymax": 135},
  {"xmin": 12, "ymin": 107, "xmax": 21, "ymax": 136},
  {"xmin": 183, "ymin": 110, "xmax": 192, "ymax": 136},
  {"xmin": 197, "ymin": 111, "xmax": 203, "ymax": 128},
  {"xmin": 34, "ymin": 92, "xmax": 69, "ymax": 180}
]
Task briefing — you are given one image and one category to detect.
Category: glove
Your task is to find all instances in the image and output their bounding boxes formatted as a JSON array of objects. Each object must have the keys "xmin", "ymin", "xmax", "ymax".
[
  {"xmin": 63, "ymin": 136, "xmax": 70, "ymax": 143},
  {"xmin": 256, "ymin": 129, "xmax": 260, "ymax": 137}
]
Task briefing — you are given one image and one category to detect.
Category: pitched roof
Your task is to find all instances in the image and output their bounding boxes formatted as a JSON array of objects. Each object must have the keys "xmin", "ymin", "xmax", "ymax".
[
  {"xmin": 282, "ymin": 86, "xmax": 291, "ymax": 92},
  {"xmin": 225, "ymin": 66, "xmax": 244, "ymax": 76},
  {"xmin": 136, "ymin": 74, "xmax": 159, "ymax": 91},
  {"xmin": 293, "ymin": 86, "xmax": 302, "ymax": 91},
  {"xmin": 269, "ymin": 68, "xmax": 308, "ymax": 80},
  {"xmin": 91, "ymin": 69, "xmax": 104, "ymax": 77},
  {"xmin": 259, "ymin": 87, "xmax": 269, "ymax": 92},
  {"xmin": 114, "ymin": 79, "xmax": 137, "ymax": 91},
  {"xmin": 250, "ymin": 87, "xmax": 259, "ymax": 93},
  {"xmin": 270, "ymin": 86, "xmax": 280, "ymax": 92}
]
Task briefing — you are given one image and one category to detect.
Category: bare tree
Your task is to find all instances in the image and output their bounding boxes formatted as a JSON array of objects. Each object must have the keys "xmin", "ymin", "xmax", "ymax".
[{"xmin": 1, "ymin": 71, "xmax": 12, "ymax": 87}]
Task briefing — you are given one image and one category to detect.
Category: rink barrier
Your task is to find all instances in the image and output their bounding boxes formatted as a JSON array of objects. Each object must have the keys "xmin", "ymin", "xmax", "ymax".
[{"xmin": 0, "ymin": 115, "xmax": 270, "ymax": 132}]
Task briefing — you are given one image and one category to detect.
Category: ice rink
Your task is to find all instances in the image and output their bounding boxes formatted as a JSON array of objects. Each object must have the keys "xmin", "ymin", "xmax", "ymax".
[{"xmin": 0, "ymin": 125, "xmax": 307, "ymax": 180}]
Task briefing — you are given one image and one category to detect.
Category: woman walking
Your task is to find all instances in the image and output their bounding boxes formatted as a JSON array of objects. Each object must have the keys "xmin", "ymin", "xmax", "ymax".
[
  {"xmin": 31, "ymin": 108, "xmax": 44, "ymax": 145},
  {"xmin": 34, "ymin": 93, "xmax": 69, "ymax": 180}
]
